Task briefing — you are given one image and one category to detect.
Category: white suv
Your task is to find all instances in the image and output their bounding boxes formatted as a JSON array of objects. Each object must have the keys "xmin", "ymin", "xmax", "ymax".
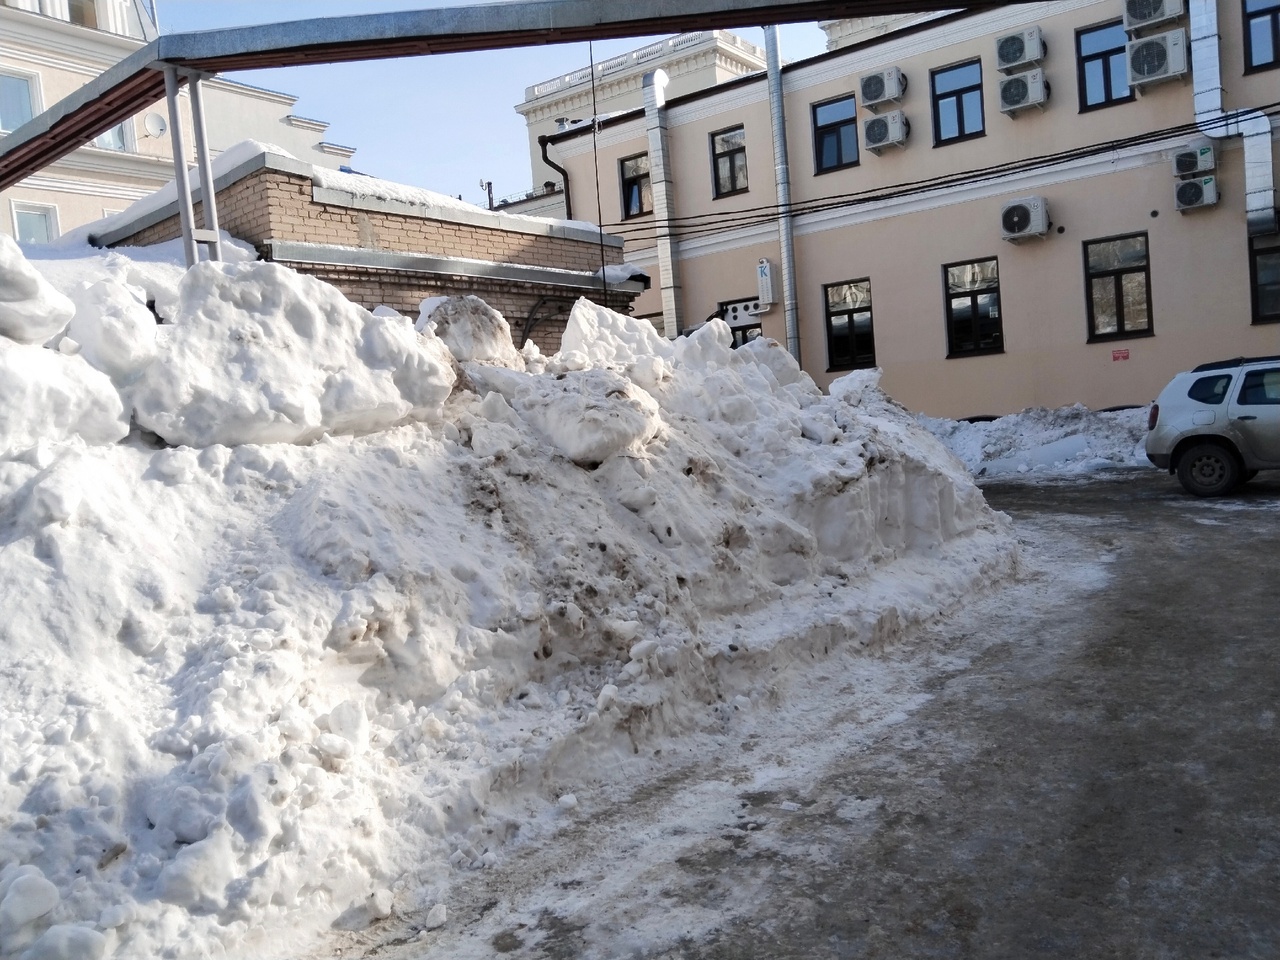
[{"xmin": 1146, "ymin": 355, "xmax": 1280, "ymax": 496}]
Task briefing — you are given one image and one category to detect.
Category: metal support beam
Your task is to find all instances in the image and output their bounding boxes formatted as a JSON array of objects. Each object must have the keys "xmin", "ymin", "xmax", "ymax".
[
  {"xmin": 187, "ymin": 75, "xmax": 223, "ymax": 262},
  {"xmin": 163, "ymin": 66, "xmax": 199, "ymax": 268}
]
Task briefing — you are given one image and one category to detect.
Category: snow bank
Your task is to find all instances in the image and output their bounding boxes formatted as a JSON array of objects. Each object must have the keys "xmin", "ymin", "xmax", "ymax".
[
  {"xmin": 921, "ymin": 404, "xmax": 1152, "ymax": 479},
  {"xmin": 0, "ymin": 234, "xmax": 74, "ymax": 345},
  {"xmin": 0, "ymin": 244, "xmax": 1015, "ymax": 960},
  {"xmin": 129, "ymin": 261, "xmax": 456, "ymax": 446}
]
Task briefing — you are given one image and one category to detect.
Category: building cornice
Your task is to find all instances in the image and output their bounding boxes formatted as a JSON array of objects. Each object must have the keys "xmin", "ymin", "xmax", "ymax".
[{"xmin": 0, "ymin": 7, "xmax": 142, "ymax": 64}]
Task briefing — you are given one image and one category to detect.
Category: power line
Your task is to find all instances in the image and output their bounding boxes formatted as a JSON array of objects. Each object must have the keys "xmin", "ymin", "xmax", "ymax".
[{"xmin": 588, "ymin": 99, "xmax": 1280, "ymax": 247}]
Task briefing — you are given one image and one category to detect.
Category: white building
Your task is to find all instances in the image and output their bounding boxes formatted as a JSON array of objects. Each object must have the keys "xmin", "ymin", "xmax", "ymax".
[{"xmin": 0, "ymin": 0, "xmax": 354, "ymax": 243}]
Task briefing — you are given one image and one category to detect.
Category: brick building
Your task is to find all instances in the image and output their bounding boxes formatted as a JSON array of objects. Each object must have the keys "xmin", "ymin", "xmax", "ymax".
[{"xmin": 95, "ymin": 147, "xmax": 646, "ymax": 353}]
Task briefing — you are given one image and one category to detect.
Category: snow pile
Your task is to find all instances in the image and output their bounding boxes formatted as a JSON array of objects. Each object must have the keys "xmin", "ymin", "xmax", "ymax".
[
  {"xmin": 0, "ymin": 240, "xmax": 1015, "ymax": 960},
  {"xmin": 129, "ymin": 260, "xmax": 455, "ymax": 446},
  {"xmin": 921, "ymin": 404, "xmax": 1153, "ymax": 478}
]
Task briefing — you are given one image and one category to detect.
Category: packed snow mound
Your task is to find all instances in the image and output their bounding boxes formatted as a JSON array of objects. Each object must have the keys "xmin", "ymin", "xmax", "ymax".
[
  {"xmin": 429, "ymin": 296, "xmax": 525, "ymax": 369},
  {"xmin": 2, "ymin": 245, "xmax": 1016, "ymax": 960},
  {"xmin": 921, "ymin": 403, "xmax": 1152, "ymax": 478},
  {"xmin": 0, "ymin": 339, "xmax": 128, "ymax": 458},
  {"xmin": 0, "ymin": 234, "xmax": 75, "ymax": 345},
  {"xmin": 66, "ymin": 279, "xmax": 158, "ymax": 386},
  {"xmin": 561, "ymin": 297, "xmax": 674, "ymax": 369},
  {"xmin": 129, "ymin": 261, "xmax": 457, "ymax": 446}
]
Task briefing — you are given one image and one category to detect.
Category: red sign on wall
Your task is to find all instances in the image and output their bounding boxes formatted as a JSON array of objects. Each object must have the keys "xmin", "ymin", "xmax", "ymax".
[{"xmin": 1112, "ymin": 349, "xmax": 1130, "ymax": 362}]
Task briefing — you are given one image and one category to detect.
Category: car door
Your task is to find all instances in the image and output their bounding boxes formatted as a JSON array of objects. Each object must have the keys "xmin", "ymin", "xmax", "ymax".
[{"xmin": 1228, "ymin": 366, "xmax": 1280, "ymax": 465}]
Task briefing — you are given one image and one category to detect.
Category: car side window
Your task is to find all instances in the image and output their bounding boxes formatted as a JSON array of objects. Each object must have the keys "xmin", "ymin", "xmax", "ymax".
[
  {"xmin": 1188, "ymin": 374, "xmax": 1232, "ymax": 404},
  {"xmin": 1238, "ymin": 368, "xmax": 1280, "ymax": 405}
]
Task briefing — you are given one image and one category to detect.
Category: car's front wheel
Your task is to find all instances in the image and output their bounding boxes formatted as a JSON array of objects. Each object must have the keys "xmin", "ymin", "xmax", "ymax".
[{"xmin": 1176, "ymin": 442, "xmax": 1241, "ymax": 497}]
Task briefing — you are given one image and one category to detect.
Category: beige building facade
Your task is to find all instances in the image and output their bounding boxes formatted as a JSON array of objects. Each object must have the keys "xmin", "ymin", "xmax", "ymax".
[
  {"xmin": 550, "ymin": 0, "xmax": 1280, "ymax": 418},
  {"xmin": 0, "ymin": 0, "xmax": 353, "ymax": 244},
  {"xmin": 505, "ymin": 30, "xmax": 768, "ymax": 215}
]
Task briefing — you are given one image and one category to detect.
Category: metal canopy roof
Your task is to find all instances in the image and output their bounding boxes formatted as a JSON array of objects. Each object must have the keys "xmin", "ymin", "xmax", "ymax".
[{"xmin": 0, "ymin": 0, "xmax": 1016, "ymax": 193}]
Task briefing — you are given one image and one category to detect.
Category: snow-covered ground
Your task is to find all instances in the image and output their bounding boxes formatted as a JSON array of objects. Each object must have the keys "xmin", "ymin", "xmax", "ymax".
[
  {"xmin": 0, "ymin": 233, "xmax": 1032, "ymax": 960},
  {"xmin": 0, "ymin": 220, "xmax": 1162, "ymax": 960}
]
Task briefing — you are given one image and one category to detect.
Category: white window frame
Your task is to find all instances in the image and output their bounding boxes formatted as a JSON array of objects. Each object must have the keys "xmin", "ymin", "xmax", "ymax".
[
  {"xmin": 0, "ymin": 68, "xmax": 42, "ymax": 135},
  {"xmin": 91, "ymin": 118, "xmax": 134, "ymax": 152},
  {"xmin": 10, "ymin": 201, "xmax": 60, "ymax": 245}
]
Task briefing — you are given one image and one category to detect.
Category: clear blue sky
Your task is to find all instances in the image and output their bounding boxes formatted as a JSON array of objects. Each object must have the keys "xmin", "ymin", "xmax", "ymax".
[{"xmin": 154, "ymin": 1, "xmax": 828, "ymax": 207}]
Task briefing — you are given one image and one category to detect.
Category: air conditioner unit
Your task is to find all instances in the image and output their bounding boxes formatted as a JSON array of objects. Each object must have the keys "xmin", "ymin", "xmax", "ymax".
[
  {"xmin": 860, "ymin": 67, "xmax": 907, "ymax": 112},
  {"xmin": 1175, "ymin": 176, "xmax": 1218, "ymax": 211},
  {"xmin": 1173, "ymin": 143, "xmax": 1215, "ymax": 176},
  {"xmin": 996, "ymin": 26, "xmax": 1045, "ymax": 72},
  {"xmin": 1123, "ymin": 0, "xmax": 1185, "ymax": 32},
  {"xmin": 863, "ymin": 110, "xmax": 910, "ymax": 153},
  {"xmin": 999, "ymin": 69, "xmax": 1049, "ymax": 114},
  {"xmin": 1127, "ymin": 29, "xmax": 1188, "ymax": 87},
  {"xmin": 1001, "ymin": 196, "xmax": 1050, "ymax": 242}
]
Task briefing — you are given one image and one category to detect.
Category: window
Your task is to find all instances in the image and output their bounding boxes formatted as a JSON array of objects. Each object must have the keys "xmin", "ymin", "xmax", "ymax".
[
  {"xmin": 12, "ymin": 203, "xmax": 57, "ymax": 245},
  {"xmin": 1076, "ymin": 22, "xmax": 1134, "ymax": 110},
  {"xmin": 0, "ymin": 74, "xmax": 33, "ymax": 133},
  {"xmin": 68, "ymin": 0, "xmax": 98, "ymax": 28},
  {"xmin": 1238, "ymin": 368, "xmax": 1280, "ymax": 404},
  {"xmin": 943, "ymin": 258, "xmax": 1002, "ymax": 356},
  {"xmin": 1251, "ymin": 232, "xmax": 1280, "ymax": 323},
  {"xmin": 1245, "ymin": 0, "xmax": 1280, "ymax": 71},
  {"xmin": 930, "ymin": 60, "xmax": 985, "ymax": 146},
  {"xmin": 619, "ymin": 153, "xmax": 652, "ymax": 219},
  {"xmin": 824, "ymin": 279, "xmax": 875, "ymax": 370},
  {"xmin": 1188, "ymin": 374, "xmax": 1232, "ymax": 405},
  {"xmin": 812, "ymin": 96, "xmax": 859, "ymax": 174},
  {"xmin": 93, "ymin": 122, "xmax": 128, "ymax": 151},
  {"xmin": 1084, "ymin": 234, "xmax": 1152, "ymax": 341},
  {"xmin": 711, "ymin": 126, "xmax": 748, "ymax": 198}
]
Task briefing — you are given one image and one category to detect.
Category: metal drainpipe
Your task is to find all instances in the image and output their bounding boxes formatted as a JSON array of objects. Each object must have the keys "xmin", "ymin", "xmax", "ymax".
[
  {"xmin": 765, "ymin": 26, "xmax": 801, "ymax": 364},
  {"xmin": 644, "ymin": 69, "xmax": 682, "ymax": 338},
  {"xmin": 1189, "ymin": 0, "xmax": 1277, "ymax": 236},
  {"xmin": 538, "ymin": 136, "xmax": 572, "ymax": 221}
]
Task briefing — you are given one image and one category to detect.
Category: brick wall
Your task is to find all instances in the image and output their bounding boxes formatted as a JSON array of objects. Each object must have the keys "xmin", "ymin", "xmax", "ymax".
[
  {"xmin": 292, "ymin": 262, "xmax": 638, "ymax": 355},
  {"xmin": 117, "ymin": 167, "xmax": 622, "ymax": 271}
]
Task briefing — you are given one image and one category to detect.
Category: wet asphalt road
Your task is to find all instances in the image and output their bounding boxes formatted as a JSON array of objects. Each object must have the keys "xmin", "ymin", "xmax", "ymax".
[
  {"xmin": 669, "ymin": 468, "xmax": 1280, "ymax": 960},
  {"xmin": 352, "ymin": 468, "xmax": 1280, "ymax": 960}
]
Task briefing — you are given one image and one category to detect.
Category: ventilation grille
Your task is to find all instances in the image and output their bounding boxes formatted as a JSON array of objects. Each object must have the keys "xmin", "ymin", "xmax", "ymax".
[
  {"xmin": 861, "ymin": 73, "xmax": 886, "ymax": 103},
  {"xmin": 1130, "ymin": 39, "xmax": 1169, "ymax": 77},
  {"xmin": 1003, "ymin": 203, "xmax": 1034, "ymax": 234},
  {"xmin": 998, "ymin": 34, "xmax": 1026, "ymax": 66},
  {"xmin": 865, "ymin": 117, "xmax": 890, "ymax": 145},
  {"xmin": 1002, "ymin": 77, "xmax": 1030, "ymax": 108}
]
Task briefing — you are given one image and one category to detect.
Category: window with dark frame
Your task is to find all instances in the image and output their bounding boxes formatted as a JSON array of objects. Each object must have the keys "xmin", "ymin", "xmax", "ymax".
[
  {"xmin": 1245, "ymin": 0, "xmax": 1280, "ymax": 71},
  {"xmin": 930, "ymin": 60, "xmax": 985, "ymax": 146},
  {"xmin": 812, "ymin": 96, "xmax": 859, "ymax": 174},
  {"xmin": 1076, "ymin": 21, "xmax": 1135, "ymax": 109},
  {"xmin": 620, "ymin": 153, "xmax": 652, "ymax": 220},
  {"xmin": 1251, "ymin": 232, "xmax": 1280, "ymax": 323},
  {"xmin": 0, "ymin": 73, "xmax": 33, "ymax": 133},
  {"xmin": 943, "ymin": 258, "xmax": 1003, "ymax": 356},
  {"xmin": 1084, "ymin": 233, "xmax": 1153, "ymax": 341},
  {"xmin": 711, "ymin": 126, "xmax": 748, "ymax": 198},
  {"xmin": 824, "ymin": 279, "xmax": 875, "ymax": 370}
]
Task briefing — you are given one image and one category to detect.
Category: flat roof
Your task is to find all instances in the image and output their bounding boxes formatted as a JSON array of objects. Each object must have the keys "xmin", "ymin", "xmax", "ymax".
[{"xmin": 0, "ymin": 0, "xmax": 1015, "ymax": 192}]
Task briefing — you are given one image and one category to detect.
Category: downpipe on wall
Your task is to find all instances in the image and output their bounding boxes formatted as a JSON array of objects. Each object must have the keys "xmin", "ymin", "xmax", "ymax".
[
  {"xmin": 765, "ymin": 25, "xmax": 801, "ymax": 364},
  {"xmin": 1189, "ymin": 0, "xmax": 1277, "ymax": 236}
]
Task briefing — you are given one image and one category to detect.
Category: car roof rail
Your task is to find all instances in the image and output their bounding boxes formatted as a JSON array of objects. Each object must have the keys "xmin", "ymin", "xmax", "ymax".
[{"xmin": 1191, "ymin": 354, "xmax": 1280, "ymax": 372}]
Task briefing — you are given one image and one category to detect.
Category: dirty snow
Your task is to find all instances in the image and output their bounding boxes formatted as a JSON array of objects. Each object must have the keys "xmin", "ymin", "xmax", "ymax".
[
  {"xmin": 921, "ymin": 404, "xmax": 1153, "ymax": 479},
  {"xmin": 0, "ymin": 235, "xmax": 1033, "ymax": 960}
]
